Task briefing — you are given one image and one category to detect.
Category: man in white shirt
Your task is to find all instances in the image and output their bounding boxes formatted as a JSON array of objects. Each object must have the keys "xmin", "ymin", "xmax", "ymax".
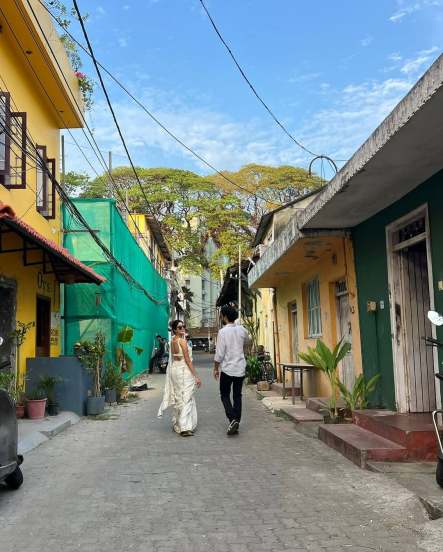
[{"xmin": 213, "ymin": 305, "xmax": 249, "ymax": 435}]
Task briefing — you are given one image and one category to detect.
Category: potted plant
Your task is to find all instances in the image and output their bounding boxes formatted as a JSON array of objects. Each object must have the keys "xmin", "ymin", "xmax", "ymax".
[
  {"xmin": 338, "ymin": 373, "xmax": 381, "ymax": 420},
  {"xmin": 246, "ymin": 356, "xmax": 262, "ymax": 384},
  {"xmin": 9, "ymin": 321, "xmax": 33, "ymax": 381},
  {"xmin": 13, "ymin": 380, "xmax": 26, "ymax": 419},
  {"xmin": 39, "ymin": 375, "xmax": 63, "ymax": 416},
  {"xmin": 0, "ymin": 371, "xmax": 25, "ymax": 418},
  {"xmin": 102, "ymin": 363, "xmax": 121, "ymax": 405},
  {"xmin": 74, "ymin": 331, "xmax": 106, "ymax": 416},
  {"xmin": 26, "ymin": 388, "xmax": 47, "ymax": 420},
  {"xmin": 298, "ymin": 338, "xmax": 351, "ymax": 424}
]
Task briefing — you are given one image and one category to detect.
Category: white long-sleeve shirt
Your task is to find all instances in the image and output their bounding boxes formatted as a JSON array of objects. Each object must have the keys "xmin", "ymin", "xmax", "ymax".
[{"xmin": 214, "ymin": 323, "xmax": 249, "ymax": 377}]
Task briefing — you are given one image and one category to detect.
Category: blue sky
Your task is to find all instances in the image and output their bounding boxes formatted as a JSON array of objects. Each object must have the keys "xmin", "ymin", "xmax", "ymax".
[{"xmin": 64, "ymin": 0, "xmax": 442, "ymax": 178}]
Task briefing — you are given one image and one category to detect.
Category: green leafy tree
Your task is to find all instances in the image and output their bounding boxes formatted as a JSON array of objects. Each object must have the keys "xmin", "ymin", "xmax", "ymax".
[
  {"xmin": 208, "ymin": 164, "xmax": 324, "ymax": 224},
  {"xmin": 63, "ymin": 170, "xmax": 90, "ymax": 197},
  {"xmin": 82, "ymin": 167, "xmax": 252, "ymax": 274}
]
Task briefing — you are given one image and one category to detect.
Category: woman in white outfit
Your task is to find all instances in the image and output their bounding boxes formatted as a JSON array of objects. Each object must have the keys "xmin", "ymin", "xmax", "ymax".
[{"xmin": 157, "ymin": 320, "xmax": 201, "ymax": 436}]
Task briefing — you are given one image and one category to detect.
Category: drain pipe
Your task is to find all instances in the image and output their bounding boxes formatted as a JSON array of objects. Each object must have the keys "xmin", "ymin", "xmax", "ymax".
[{"xmin": 272, "ymin": 287, "xmax": 282, "ymax": 382}]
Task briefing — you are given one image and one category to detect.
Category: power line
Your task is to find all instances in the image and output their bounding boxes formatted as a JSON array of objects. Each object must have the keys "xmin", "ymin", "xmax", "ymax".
[
  {"xmin": 37, "ymin": 0, "xmax": 284, "ymax": 207},
  {"xmin": 199, "ymin": 0, "xmax": 323, "ymax": 159},
  {"xmin": 72, "ymin": 0, "xmax": 156, "ymax": 221},
  {"xmin": 13, "ymin": 1, "xmax": 154, "ymax": 258},
  {"xmin": 0, "ymin": 117, "xmax": 168, "ymax": 306}
]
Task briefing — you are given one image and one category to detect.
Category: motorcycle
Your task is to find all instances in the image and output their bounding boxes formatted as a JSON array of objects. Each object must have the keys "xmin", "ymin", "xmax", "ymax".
[{"xmin": 425, "ymin": 310, "xmax": 443, "ymax": 487}]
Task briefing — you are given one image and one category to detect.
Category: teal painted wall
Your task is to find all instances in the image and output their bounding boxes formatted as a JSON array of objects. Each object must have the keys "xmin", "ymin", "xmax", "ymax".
[{"xmin": 353, "ymin": 169, "xmax": 443, "ymax": 410}]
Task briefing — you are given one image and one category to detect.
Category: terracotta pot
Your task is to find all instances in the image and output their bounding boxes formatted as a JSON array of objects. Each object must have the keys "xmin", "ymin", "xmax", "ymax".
[
  {"xmin": 26, "ymin": 399, "xmax": 47, "ymax": 420},
  {"xmin": 16, "ymin": 404, "xmax": 25, "ymax": 419}
]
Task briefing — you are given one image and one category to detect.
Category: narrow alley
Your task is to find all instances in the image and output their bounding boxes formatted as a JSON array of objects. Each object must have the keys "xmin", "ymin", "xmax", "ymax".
[{"xmin": 0, "ymin": 354, "xmax": 439, "ymax": 552}]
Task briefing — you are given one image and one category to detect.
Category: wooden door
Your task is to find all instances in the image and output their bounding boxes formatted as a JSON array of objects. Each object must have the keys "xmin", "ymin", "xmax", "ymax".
[
  {"xmin": 336, "ymin": 281, "xmax": 355, "ymax": 390},
  {"xmin": 399, "ymin": 241, "xmax": 436, "ymax": 412},
  {"xmin": 36, "ymin": 296, "xmax": 51, "ymax": 357}
]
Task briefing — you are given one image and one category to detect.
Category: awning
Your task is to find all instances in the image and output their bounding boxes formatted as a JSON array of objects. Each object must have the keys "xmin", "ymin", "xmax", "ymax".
[{"xmin": 0, "ymin": 204, "xmax": 105, "ymax": 285}]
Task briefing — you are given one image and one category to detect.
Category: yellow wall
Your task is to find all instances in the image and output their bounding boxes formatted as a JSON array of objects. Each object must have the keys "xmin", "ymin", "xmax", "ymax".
[
  {"xmin": 128, "ymin": 213, "xmax": 167, "ymax": 275},
  {"xmin": 254, "ymin": 288, "xmax": 275, "ymax": 362},
  {"xmin": 272, "ymin": 237, "xmax": 362, "ymax": 397},
  {"xmin": 0, "ymin": 5, "xmax": 79, "ymax": 379}
]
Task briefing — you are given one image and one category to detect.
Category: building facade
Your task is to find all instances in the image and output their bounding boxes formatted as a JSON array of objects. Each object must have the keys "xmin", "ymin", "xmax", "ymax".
[
  {"xmin": 0, "ymin": 0, "xmax": 102, "ymax": 380},
  {"xmin": 249, "ymin": 194, "xmax": 363, "ymax": 396}
]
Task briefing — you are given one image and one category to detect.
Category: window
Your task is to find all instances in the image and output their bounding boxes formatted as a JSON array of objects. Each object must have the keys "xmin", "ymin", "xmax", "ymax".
[
  {"xmin": 36, "ymin": 145, "xmax": 47, "ymax": 214},
  {"xmin": 307, "ymin": 278, "xmax": 322, "ymax": 337},
  {"xmin": 0, "ymin": 92, "xmax": 27, "ymax": 189},
  {"xmin": 45, "ymin": 158, "xmax": 56, "ymax": 219},
  {"xmin": 0, "ymin": 92, "xmax": 11, "ymax": 184}
]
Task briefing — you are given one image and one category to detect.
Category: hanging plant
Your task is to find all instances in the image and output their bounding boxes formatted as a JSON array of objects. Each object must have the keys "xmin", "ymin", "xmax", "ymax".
[{"xmin": 75, "ymin": 71, "xmax": 94, "ymax": 111}]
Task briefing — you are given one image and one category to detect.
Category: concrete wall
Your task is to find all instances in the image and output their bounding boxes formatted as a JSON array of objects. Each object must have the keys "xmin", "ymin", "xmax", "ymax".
[{"xmin": 26, "ymin": 356, "xmax": 91, "ymax": 416}]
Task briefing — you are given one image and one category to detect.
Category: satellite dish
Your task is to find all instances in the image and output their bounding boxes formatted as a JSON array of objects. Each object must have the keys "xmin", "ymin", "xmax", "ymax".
[{"xmin": 428, "ymin": 311, "xmax": 443, "ymax": 326}]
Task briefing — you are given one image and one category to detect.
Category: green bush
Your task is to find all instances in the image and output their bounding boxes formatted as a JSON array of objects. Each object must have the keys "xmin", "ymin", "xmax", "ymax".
[{"xmin": 246, "ymin": 356, "xmax": 262, "ymax": 384}]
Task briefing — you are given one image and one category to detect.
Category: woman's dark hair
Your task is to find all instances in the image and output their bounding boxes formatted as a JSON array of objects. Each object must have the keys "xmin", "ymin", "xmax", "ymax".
[
  {"xmin": 170, "ymin": 320, "xmax": 185, "ymax": 332},
  {"xmin": 221, "ymin": 305, "xmax": 238, "ymax": 322}
]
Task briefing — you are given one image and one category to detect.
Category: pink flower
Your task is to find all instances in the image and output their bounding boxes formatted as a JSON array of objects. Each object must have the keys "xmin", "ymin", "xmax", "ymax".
[{"xmin": 75, "ymin": 71, "xmax": 86, "ymax": 79}]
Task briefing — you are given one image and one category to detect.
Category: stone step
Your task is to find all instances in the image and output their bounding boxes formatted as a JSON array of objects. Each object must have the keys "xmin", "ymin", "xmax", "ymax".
[
  {"xmin": 318, "ymin": 424, "xmax": 408, "ymax": 468},
  {"xmin": 353, "ymin": 410, "xmax": 437, "ymax": 461},
  {"xmin": 271, "ymin": 382, "xmax": 300, "ymax": 397},
  {"xmin": 305, "ymin": 397, "xmax": 346, "ymax": 413},
  {"xmin": 280, "ymin": 406, "xmax": 323, "ymax": 423}
]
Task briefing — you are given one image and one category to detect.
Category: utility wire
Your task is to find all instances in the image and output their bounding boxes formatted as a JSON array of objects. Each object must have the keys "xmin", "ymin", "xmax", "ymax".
[
  {"xmin": 0, "ymin": 45, "xmax": 166, "ymax": 304},
  {"xmin": 0, "ymin": 118, "xmax": 168, "ymax": 305},
  {"xmin": 12, "ymin": 0, "xmax": 154, "ymax": 258},
  {"xmin": 37, "ymin": 0, "xmax": 283, "ymax": 207},
  {"xmin": 199, "ymin": 0, "xmax": 321, "ymax": 159},
  {"xmin": 72, "ymin": 0, "xmax": 157, "ymax": 221}
]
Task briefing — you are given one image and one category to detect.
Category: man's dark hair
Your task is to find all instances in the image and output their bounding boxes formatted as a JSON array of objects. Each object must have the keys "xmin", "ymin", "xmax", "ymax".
[{"xmin": 221, "ymin": 305, "xmax": 238, "ymax": 323}]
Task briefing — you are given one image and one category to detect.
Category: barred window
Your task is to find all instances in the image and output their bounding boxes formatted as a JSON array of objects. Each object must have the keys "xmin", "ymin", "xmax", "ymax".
[{"xmin": 307, "ymin": 277, "xmax": 322, "ymax": 337}]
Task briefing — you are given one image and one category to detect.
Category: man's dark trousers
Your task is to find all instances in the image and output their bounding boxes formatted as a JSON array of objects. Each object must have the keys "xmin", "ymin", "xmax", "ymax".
[{"xmin": 220, "ymin": 371, "xmax": 245, "ymax": 422}]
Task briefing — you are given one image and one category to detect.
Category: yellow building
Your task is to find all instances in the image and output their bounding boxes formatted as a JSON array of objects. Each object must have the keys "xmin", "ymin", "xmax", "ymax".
[
  {"xmin": 249, "ymin": 192, "xmax": 363, "ymax": 397},
  {"xmin": 127, "ymin": 213, "xmax": 172, "ymax": 277},
  {"xmin": 0, "ymin": 1, "xmax": 102, "ymax": 380}
]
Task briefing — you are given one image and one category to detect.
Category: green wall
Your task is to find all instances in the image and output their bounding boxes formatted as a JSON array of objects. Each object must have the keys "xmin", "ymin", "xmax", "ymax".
[{"xmin": 353, "ymin": 169, "xmax": 443, "ymax": 409}]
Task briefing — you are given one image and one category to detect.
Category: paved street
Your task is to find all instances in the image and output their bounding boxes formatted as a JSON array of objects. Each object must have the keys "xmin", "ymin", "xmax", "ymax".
[{"xmin": 0, "ymin": 354, "xmax": 441, "ymax": 551}]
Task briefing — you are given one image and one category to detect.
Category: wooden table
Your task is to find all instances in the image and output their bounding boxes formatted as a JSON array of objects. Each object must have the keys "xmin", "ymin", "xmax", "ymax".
[{"xmin": 279, "ymin": 363, "xmax": 315, "ymax": 404}]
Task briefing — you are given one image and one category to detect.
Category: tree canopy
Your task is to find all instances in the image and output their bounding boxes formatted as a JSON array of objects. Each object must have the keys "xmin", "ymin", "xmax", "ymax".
[{"xmin": 66, "ymin": 164, "xmax": 323, "ymax": 274}]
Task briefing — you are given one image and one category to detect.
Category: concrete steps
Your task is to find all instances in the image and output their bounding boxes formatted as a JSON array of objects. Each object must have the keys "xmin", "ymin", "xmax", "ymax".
[
  {"xmin": 353, "ymin": 410, "xmax": 437, "ymax": 461},
  {"xmin": 318, "ymin": 424, "xmax": 408, "ymax": 468}
]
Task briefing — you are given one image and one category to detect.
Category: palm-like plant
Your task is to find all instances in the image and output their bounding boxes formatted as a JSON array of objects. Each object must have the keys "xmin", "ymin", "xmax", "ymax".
[
  {"xmin": 298, "ymin": 338, "xmax": 351, "ymax": 421},
  {"xmin": 337, "ymin": 373, "xmax": 381, "ymax": 413}
]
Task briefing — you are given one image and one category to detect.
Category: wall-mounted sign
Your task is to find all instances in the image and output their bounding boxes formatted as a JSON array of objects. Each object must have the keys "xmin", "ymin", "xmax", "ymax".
[
  {"xmin": 50, "ymin": 311, "xmax": 60, "ymax": 346},
  {"xmin": 37, "ymin": 271, "xmax": 52, "ymax": 294}
]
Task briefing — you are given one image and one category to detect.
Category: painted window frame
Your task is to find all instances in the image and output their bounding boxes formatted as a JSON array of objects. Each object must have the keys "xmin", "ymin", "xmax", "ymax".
[
  {"xmin": 306, "ymin": 277, "xmax": 322, "ymax": 338},
  {"xmin": 36, "ymin": 144, "xmax": 48, "ymax": 214},
  {"xmin": 0, "ymin": 92, "xmax": 11, "ymax": 187},
  {"xmin": 46, "ymin": 157, "xmax": 56, "ymax": 219},
  {"xmin": 8, "ymin": 111, "xmax": 27, "ymax": 189}
]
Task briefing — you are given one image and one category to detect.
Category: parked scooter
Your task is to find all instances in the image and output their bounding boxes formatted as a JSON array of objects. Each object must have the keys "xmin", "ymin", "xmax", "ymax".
[
  {"xmin": 0, "ymin": 386, "xmax": 24, "ymax": 490},
  {"xmin": 150, "ymin": 336, "xmax": 169, "ymax": 374},
  {"xmin": 425, "ymin": 311, "xmax": 443, "ymax": 487}
]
